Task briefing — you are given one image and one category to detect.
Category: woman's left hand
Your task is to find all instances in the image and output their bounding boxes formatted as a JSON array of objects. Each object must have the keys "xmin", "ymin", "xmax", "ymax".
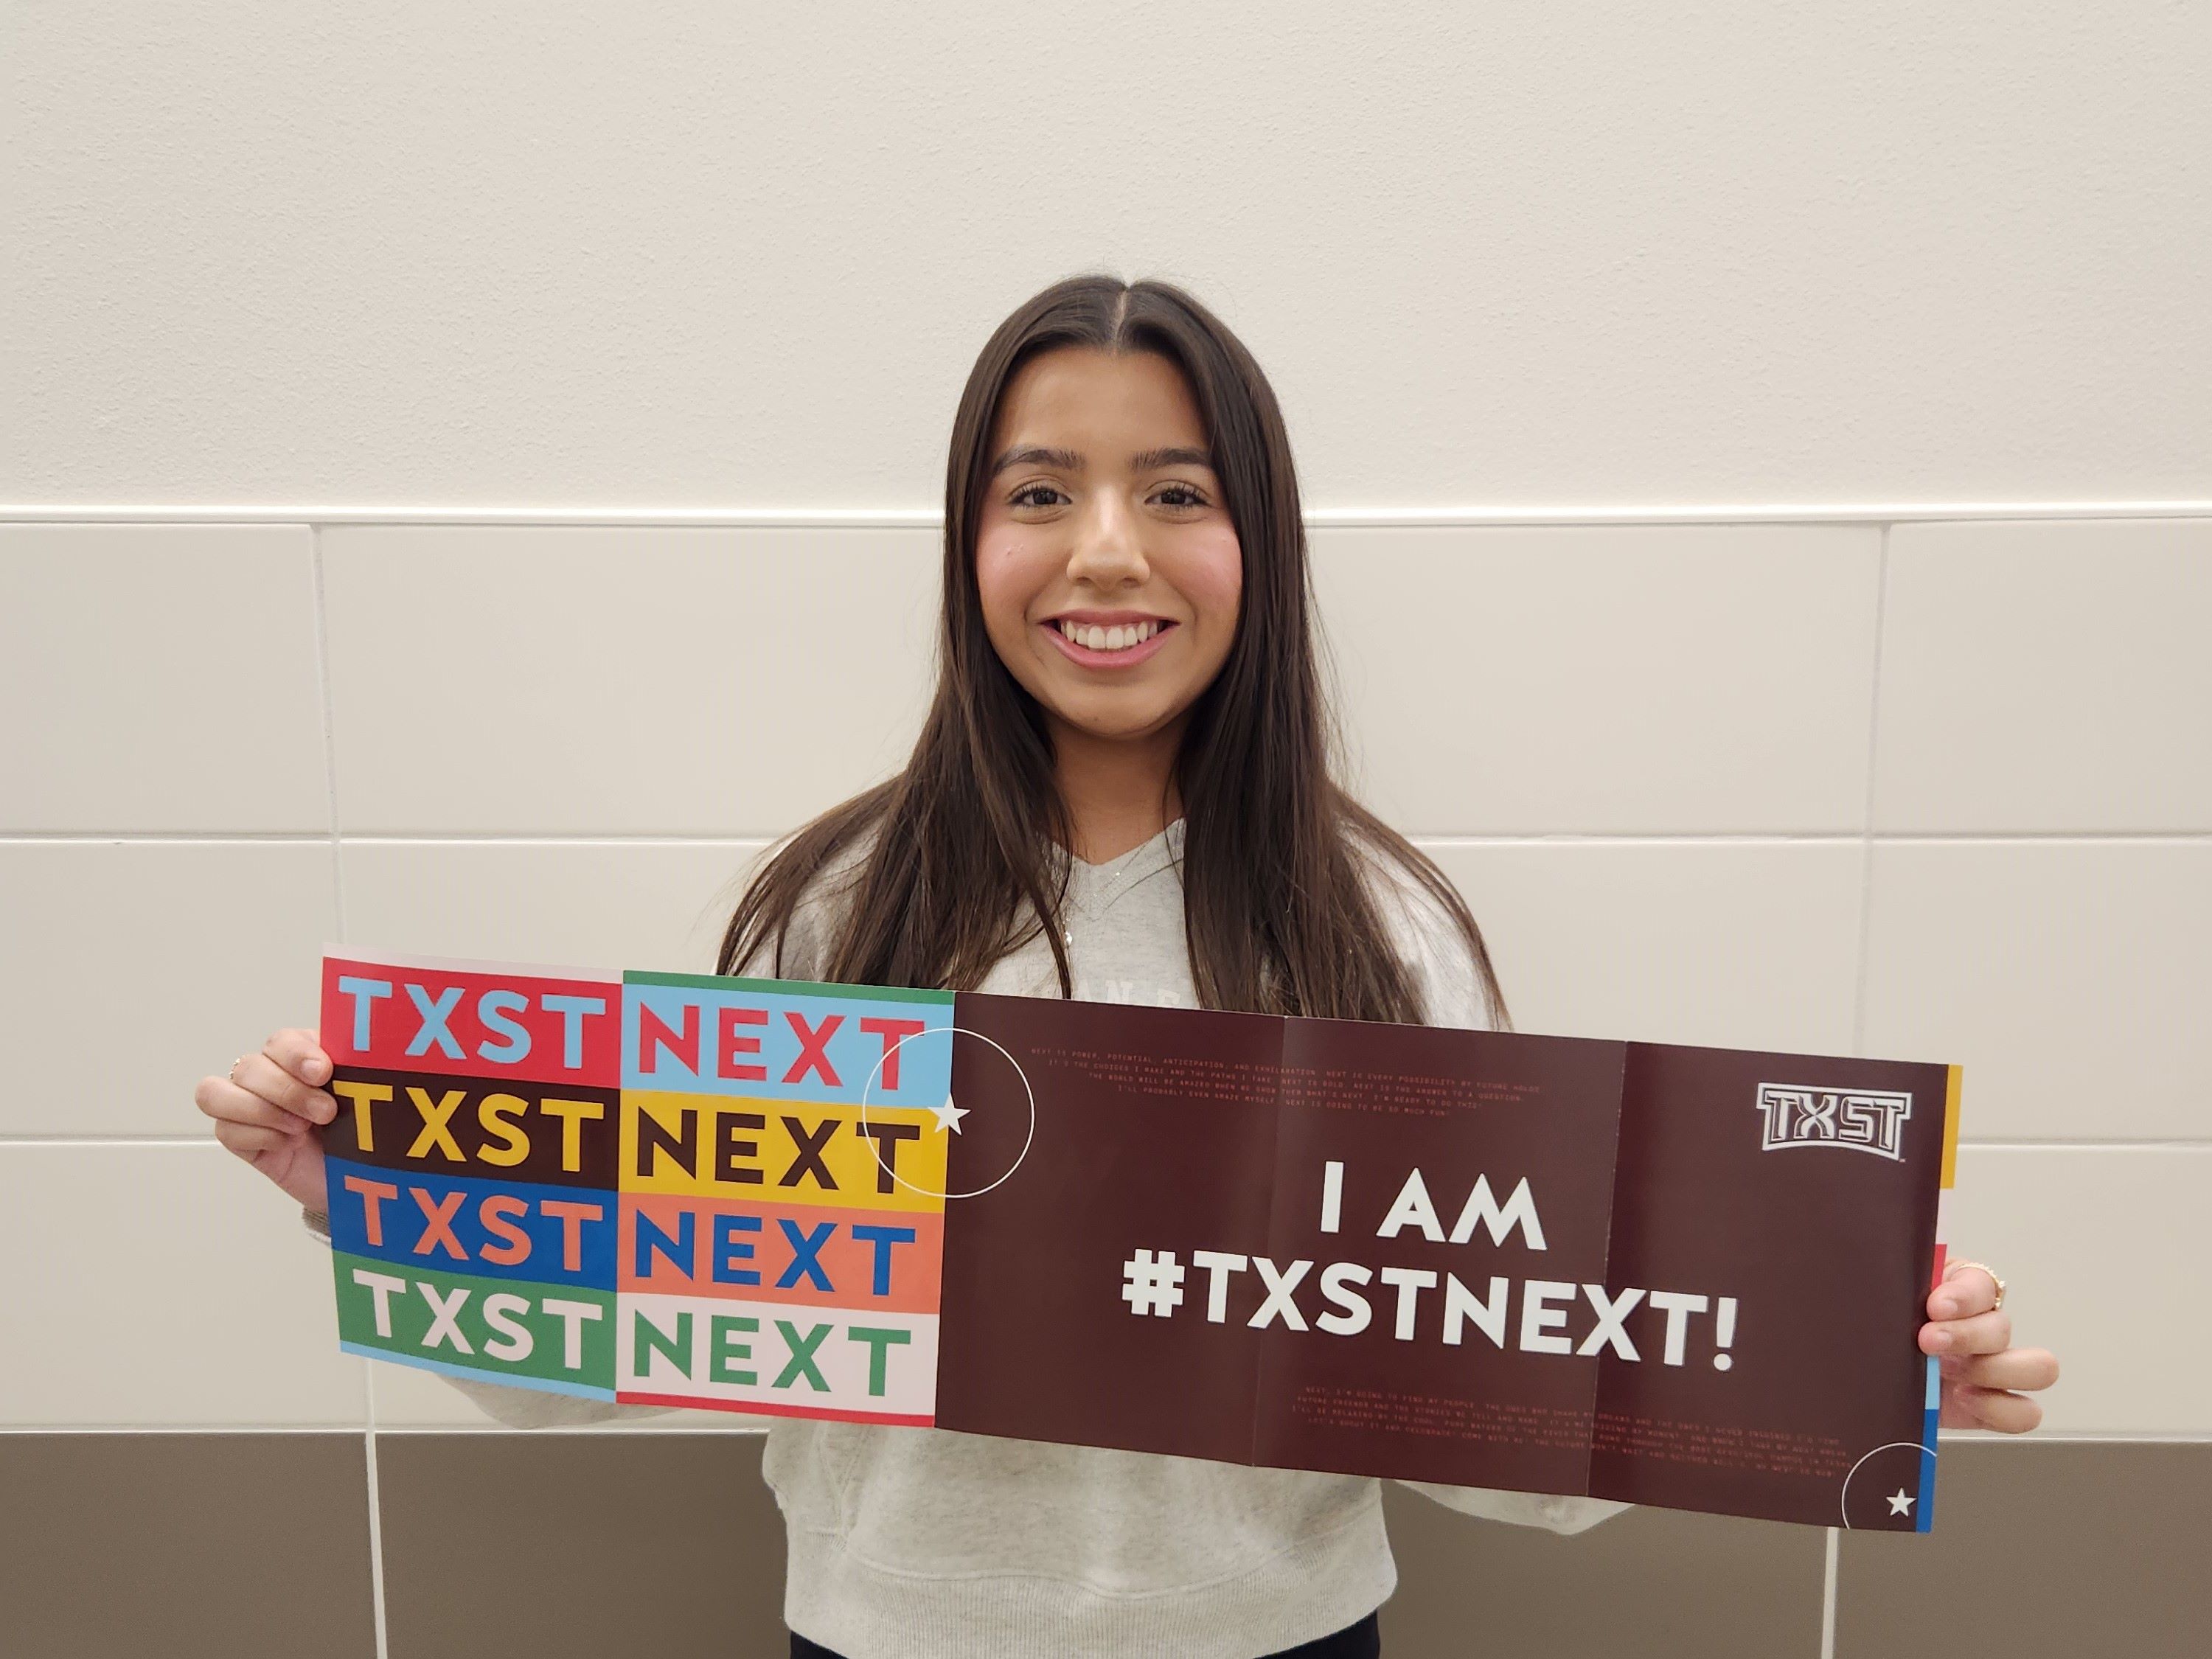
[{"xmin": 1919, "ymin": 1258, "xmax": 2060, "ymax": 1431}]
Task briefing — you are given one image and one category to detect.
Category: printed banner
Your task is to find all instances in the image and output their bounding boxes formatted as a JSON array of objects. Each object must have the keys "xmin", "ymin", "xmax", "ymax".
[{"xmin": 318, "ymin": 947, "xmax": 1958, "ymax": 1532}]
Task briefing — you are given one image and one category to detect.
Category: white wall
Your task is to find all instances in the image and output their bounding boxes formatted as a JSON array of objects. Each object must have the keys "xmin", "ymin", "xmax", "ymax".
[
  {"xmin": 1, "ymin": 5, "xmax": 2205, "ymax": 1452},
  {"xmin": 4, "ymin": 4, "xmax": 2207, "ymax": 511}
]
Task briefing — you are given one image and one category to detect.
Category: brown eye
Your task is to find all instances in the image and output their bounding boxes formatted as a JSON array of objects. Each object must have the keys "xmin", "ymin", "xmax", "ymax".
[
  {"xmin": 1154, "ymin": 483, "xmax": 1208, "ymax": 509},
  {"xmin": 1009, "ymin": 482, "xmax": 1064, "ymax": 509}
]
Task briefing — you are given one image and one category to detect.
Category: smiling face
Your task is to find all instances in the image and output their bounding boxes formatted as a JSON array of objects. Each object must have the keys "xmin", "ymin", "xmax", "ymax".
[{"xmin": 974, "ymin": 347, "xmax": 1243, "ymax": 753}]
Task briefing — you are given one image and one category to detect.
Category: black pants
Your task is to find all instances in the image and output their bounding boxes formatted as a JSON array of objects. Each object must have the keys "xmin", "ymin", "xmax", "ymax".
[{"xmin": 790, "ymin": 1607, "xmax": 1381, "ymax": 1658}]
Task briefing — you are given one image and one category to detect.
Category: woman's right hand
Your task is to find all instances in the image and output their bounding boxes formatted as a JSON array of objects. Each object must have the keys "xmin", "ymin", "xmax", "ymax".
[{"xmin": 194, "ymin": 1028, "xmax": 335, "ymax": 1212}]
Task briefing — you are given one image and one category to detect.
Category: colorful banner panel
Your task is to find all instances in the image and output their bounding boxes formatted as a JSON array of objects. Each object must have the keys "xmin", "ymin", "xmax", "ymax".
[
  {"xmin": 317, "ymin": 948, "xmax": 1956, "ymax": 1532},
  {"xmin": 615, "ymin": 971, "xmax": 950, "ymax": 1422},
  {"xmin": 320, "ymin": 953, "xmax": 951, "ymax": 1422}
]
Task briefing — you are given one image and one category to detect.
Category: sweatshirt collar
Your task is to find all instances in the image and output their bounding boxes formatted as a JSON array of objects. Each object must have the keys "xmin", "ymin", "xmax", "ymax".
[{"xmin": 1065, "ymin": 816, "xmax": 1186, "ymax": 914}]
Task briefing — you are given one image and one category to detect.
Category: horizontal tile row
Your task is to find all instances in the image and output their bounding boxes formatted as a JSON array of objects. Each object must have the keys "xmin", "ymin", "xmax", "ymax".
[
  {"xmin": 0, "ymin": 1435, "xmax": 380, "ymax": 1659},
  {"xmin": 7, "ymin": 1433, "xmax": 2199, "ymax": 1659},
  {"xmin": 7, "ymin": 518, "xmax": 2206, "ymax": 835},
  {"xmin": 8, "ymin": 838, "xmax": 2202, "ymax": 1142},
  {"xmin": 1390, "ymin": 1440, "xmax": 2212, "ymax": 1659},
  {"xmin": 0, "ymin": 1141, "xmax": 2202, "ymax": 1431},
  {"xmin": 1832, "ymin": 1441, "xmax": 2212, "ymax": 1655},
  {"xmin": 10, "ymin": 1433, "xmax": 2205, "ymax": 1659},
  {"xmin": 1388, "ymin": 1441, "xmax": 2212, "ymax": 1655}
]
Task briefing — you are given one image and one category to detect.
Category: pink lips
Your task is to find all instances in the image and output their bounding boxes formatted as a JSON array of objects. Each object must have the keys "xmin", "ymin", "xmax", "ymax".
[{"xmin": 1041, "ymin": 619, "xmax": 1177, "ymax": 669}]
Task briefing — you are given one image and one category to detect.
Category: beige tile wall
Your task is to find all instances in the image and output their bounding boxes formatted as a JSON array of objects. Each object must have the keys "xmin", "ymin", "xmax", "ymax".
[
  {"xmin": 1, "ymin": 525, "xmax": 331, "ymax": 832},
  {"xmin": 319, "ymin": 526, "xmax": 941, "ymax": 835},
  {"xmin": 3, "ymin": 515, "xmax": 2206, "ymax": 1649},
  {"xmin": 1870, "ymin": 521, "xmax": 2212, "ymax": 832},
  {"xmin": 1309, "ymin": 525, "xmax": 1885, "ymax": 835}
]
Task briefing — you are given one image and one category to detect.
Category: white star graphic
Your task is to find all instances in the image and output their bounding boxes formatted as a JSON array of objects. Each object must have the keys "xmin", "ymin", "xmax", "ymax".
[
  {"xmin": 1887, "ymin": 1489, "xmax": 1916, "ymax": 1517},
  {"xmin": 928, "ymin": 1098, "xmax": 970, "ymax": 1135}
]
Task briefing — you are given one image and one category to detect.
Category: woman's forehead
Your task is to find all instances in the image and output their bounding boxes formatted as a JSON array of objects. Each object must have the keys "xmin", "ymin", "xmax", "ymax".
[{"xmin": 992, "ymin": 348, "xmax": 1206, "ymax": 453}]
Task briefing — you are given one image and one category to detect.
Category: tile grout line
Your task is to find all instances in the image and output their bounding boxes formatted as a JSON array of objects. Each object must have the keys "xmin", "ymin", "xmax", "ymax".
[
  {"xmin": 313, "ymin": 525, "xmax": 389, "ymax": 1659},
  {"xmin": 4, "ymin": 500, "xmax": 2211, "ymax": 526},
  {"xmin": 1820, "ymin": 1528, "xmax": 1840, "ymax": 1659},
  {"xmin": 1832, "ymin": 523, "xmax": 1890, "ymax": 1659},
  {"xmin": 309, "ymin": 524, "xmax": 351, "ymax": 942},
  {"xmin": 363, "ymin": 1368, "xmax": 392, "ymax": 1659},
  {"xmin": 1849, "ymin": 524, "xmax": 1893, "ymax": 1062}
]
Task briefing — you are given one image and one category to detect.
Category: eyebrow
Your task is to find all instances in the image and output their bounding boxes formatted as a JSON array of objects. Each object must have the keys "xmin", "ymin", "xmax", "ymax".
[{"xmin": 988, "ymin": 444, "xmax": 1214, "ymax": 478}]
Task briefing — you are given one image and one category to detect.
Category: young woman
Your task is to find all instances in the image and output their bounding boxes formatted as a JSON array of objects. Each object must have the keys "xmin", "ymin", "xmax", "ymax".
[{"xmin": 199, "ymin": 275, "xmax": 2059, "ymax": 1658}]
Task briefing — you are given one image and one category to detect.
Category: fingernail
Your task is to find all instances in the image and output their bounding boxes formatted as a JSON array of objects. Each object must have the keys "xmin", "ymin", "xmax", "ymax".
[
  {"xmin": 305, "ymin": 1059, "xmax": 329, "ymax": 1084},
  {"xmin": 315, "ymin": 1093, "xmax": 337, "ymax": 1121},
  {"xmin": 1933, "ymin": 1296, "xmax": 1959, "ymax": 1317},
  {"xmin": 1929, "ymin": 1329, "xmax": 1952, "ymax": 1350}
]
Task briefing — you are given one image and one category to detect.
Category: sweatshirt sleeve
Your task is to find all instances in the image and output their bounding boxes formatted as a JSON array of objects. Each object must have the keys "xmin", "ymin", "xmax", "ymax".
[{"xmin": 1366, "ymin": 849, "xmax": 1633, "ymax": 1537}]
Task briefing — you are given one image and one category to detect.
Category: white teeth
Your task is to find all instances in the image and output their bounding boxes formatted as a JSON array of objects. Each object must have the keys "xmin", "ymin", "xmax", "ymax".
[{"xmin": 1058, "ymin": 620, "xmax": 1160, "ymax": 651}]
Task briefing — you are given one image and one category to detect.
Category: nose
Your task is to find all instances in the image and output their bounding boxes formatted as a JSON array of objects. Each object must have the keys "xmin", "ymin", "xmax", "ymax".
[{"xmin": 1065, "ymin": 492, "xmax": 1150, "ymax": 587}]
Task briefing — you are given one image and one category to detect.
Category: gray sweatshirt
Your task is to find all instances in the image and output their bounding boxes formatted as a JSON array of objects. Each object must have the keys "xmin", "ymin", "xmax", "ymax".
[{"xmin": 305, "ymin": 818, "xmax": 1627, "ymax": 1656}]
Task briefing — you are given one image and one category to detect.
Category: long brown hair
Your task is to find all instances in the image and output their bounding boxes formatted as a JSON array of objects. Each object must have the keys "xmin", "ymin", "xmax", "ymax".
[{"xmin": 717, "ymin": 274, "xmax": 1507, "ymax": 1028}]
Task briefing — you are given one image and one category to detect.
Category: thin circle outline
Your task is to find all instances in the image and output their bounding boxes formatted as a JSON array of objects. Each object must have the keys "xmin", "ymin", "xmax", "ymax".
[
  {"xmin": 1837, "ymin": 1439, "xmax": 1936, "ymax": 1529},
  {"xmin": 857, "ymin": 1023, "xmax": 1036, "ymax": 1200}
]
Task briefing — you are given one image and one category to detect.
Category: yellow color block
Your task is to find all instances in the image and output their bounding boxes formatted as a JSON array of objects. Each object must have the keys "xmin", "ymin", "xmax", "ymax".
[
  {"xmin": 620, "ymin": 1093, "xmax": 946, "ymax": 1214},
  {"xmin": 1939, "ymin": 1065, "xmax": 1962, "ymax": 1190}
]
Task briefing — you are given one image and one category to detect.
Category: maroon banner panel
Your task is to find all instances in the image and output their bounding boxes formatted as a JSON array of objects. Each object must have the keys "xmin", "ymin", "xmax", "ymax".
[{"xmin": 928, "ymin": 992, "xmax": 1952, "ymax": 1531}]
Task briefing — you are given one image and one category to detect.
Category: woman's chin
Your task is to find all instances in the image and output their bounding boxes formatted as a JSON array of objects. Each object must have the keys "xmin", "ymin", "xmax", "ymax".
[{"xmin": 1043, "ymin": 699, "xmax": 1186, "ymax": 748}]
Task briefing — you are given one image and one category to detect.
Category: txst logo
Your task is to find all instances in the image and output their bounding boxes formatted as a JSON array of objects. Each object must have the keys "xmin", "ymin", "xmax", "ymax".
[{"xmin": 1755, "ymin": 1083, "xmax": 1913, "ymax": 1161}]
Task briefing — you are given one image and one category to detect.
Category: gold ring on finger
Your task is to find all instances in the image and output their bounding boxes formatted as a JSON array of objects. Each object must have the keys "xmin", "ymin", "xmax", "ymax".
[{"xmin": 1950, "ymin": 1259, "xmax": 2006, "ymax": 1310}]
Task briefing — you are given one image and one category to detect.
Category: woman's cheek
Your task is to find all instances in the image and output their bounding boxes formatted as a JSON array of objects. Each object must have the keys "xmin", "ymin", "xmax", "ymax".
[
  {"xmin": 1175, "ymin": 526, "xmax": 1244, "ymax": 630},
  {"xmin": 974, "ymin": 536, "xmax": 1042, "ymax": 636}
]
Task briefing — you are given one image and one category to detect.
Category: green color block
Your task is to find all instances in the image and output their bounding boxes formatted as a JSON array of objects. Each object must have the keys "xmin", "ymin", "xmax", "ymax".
[{"xmin": 331, "ymin": 1251, "xmax": 616, "ymax": 1393}]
